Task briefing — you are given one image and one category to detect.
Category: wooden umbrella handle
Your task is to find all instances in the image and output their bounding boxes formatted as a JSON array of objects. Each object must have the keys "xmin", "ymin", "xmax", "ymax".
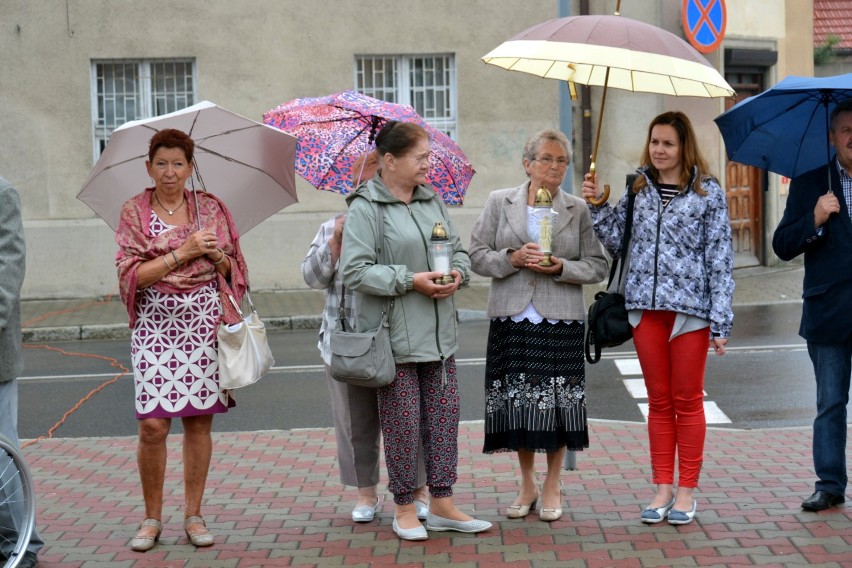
[{"xmin": 585, "ymin": 163, "xmax": 610, "ymax": 206}]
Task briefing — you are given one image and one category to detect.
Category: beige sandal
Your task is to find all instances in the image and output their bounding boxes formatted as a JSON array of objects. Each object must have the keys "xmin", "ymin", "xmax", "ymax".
[
  {"xmin": 184, "ymin": 515, "xmax": 214, "ymax": 547},
  {"xmin": 129, "ymin": 518, "xmax": 162, "ymax": 552}
]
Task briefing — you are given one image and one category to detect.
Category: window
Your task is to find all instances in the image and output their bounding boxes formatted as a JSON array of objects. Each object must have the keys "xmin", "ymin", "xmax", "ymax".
[
  {"xmin": 91, "ymin": 59, "xmax": 196, "ymax": 159},
  {"xmin": 355, "ymin": 54, "xmax": 456, "ymax": 139}
]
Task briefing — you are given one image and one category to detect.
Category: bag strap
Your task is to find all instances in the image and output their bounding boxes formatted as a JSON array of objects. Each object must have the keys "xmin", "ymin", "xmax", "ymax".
[
  {"xmin": 226, "ymin": 289, "xmax": 256, "ymax": 318},
  {"xmin": 585, "ymin": 291, "xmax": 603, "ymax": 364},
  {"xmin": 337, "ymin": 199, "xmax": 392, "ymax": 331},
  {"xmin": 604, "ymin": 175, "xmax": 638, "ymax": 290},
  {"xmin": 587, "ymin": 175, "xmax": 637, "ymax": 365}
]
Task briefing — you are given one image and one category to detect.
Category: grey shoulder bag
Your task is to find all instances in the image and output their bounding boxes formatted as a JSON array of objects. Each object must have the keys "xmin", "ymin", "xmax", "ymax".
[{"xmin": 328, "ymin": 200, "xmax": 396, "ymax": 388}]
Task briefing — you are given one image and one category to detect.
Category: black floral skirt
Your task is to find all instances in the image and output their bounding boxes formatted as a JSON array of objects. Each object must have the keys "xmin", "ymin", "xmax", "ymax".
[{"xmin": 482, "ymin": 317, "xmax": 588, "ymax": 454}]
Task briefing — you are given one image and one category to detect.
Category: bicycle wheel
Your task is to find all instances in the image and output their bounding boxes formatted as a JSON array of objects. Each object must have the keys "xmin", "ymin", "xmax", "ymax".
[{"xmin": 0, "ymin": 434, "xmax": 35, "ymax": 568}]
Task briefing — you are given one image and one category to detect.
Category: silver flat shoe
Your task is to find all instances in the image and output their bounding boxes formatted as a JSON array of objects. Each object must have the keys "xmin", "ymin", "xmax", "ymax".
[
  {"xmin": 352, "ymin": 497, "xmax": 381, "ymax": 522},
  {"xmin": 184, "ymin": 515, "xmax": 214, "ymax": 547},
  {"xmin": 414, "ymin": 499, "xmax": 429, "ymax": 521},
  {"xmin": 129, "ymin": 518, "xmax": 162, "ymax": 552},
  {"xmin": 640, "ymin": 496, "xmax": 675, "ymax": 524},
  {"xmin": 392, "ymin": 518, "xmax": 428, "ymax": 541},
  {"xmin": 425, "ymin": 513, "xmax": 492, "ymax": 533}
]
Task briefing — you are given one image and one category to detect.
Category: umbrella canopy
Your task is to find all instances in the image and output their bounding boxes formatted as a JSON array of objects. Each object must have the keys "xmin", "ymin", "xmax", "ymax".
[
  {"xmin": 263, "ymin": 90, "xmax": 474, "ymax": 205},
  {"xmin": 714, "ymin": 74, "xmax": 852, "ymax": 178},
  {"xmin": 482, "ymin": 14, "xmax": 735, "ymax": 98},
  {"xmin": 482, "ymin": 12, "xmax": 733, "ymax": 205},
  {"xmin": 78, "ymin": 100, "xmax": 299, "ymax": 234}
]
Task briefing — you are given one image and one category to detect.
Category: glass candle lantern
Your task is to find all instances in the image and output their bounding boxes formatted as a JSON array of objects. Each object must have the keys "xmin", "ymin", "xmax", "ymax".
[
  {"xmin": 429, "ymin": 221, "xmax": 454, "ymax": 284},
  {"xmin": 533, "ymin": 186, "xmax": 554, "ymax": 266}
]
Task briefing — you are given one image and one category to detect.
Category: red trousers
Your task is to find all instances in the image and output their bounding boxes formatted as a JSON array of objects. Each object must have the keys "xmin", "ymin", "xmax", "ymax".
[{"xmin": 632, "ymin": 310, "xmax": 709, "ymax": 488}]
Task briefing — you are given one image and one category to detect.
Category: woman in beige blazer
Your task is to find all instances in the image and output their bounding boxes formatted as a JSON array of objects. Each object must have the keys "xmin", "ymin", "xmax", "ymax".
[{"xmin": 469, "ymin": 129, "xmax": 607, "ymax": 522}]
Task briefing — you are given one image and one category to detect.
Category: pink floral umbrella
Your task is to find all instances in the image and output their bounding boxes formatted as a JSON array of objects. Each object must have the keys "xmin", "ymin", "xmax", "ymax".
[{"xmin": 263, "ymin": 90, "xmax": 474, "ymax": 205}]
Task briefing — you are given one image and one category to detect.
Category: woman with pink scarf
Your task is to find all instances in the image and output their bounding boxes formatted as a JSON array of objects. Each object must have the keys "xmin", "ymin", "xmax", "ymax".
[{"xmin": 115, "ymin": 129, "xmax": 248, "ymax": 552}]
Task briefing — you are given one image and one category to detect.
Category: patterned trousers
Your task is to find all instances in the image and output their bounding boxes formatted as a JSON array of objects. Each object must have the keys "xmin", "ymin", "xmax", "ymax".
[{"xmin": 377, "ymin": 356, "xmax": 459, "ymax": 505}]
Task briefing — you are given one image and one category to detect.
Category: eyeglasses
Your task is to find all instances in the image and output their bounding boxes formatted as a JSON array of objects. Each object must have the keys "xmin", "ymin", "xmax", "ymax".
[{"xmin": 533, "ymin": 156, "xmax": 570, "ymax": 167}]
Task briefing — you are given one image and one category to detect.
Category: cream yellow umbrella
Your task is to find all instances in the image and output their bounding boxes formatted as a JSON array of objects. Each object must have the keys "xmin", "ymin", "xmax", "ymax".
[{"xmin": 482, "ymin": 4, "xmax": 734, "ymax": 203}]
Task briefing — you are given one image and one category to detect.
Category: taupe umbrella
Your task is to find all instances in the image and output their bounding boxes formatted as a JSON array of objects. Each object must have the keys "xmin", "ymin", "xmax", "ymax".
[
  {"xmin": 482, "ymin": 3, "xmax": 734, "ymax": 203},
  {"xmin": 78, "ymin": 101, "xmax": 298, "ymax": 234}
]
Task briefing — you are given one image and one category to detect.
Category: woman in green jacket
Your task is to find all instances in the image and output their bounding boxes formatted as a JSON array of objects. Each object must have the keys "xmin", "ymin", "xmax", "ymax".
[{"xmin": 341, "ymin": 121, "xmax": 491, "ymax": 541}]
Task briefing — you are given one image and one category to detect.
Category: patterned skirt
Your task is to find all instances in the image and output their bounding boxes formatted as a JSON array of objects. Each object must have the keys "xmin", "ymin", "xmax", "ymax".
[
  {"xmin": 131, "ymin": 283, "xmax": 232, "ymax": 419},
  {"xmin": 483, "ymin": 318, "xmax": 588, "ymax": 454}
]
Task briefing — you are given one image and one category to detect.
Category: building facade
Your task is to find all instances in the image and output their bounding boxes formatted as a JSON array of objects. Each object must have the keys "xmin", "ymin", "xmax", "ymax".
[{"xmin": 0, "ymin": 0, "xmax": 812, "ymax": 299}]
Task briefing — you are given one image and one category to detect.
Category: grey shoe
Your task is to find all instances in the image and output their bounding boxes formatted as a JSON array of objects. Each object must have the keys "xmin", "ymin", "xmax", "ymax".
[
  {"xmin": 352, "ymin": 497, "xmax": 381, "ymax": 522},
  {"xmin": 426, "ymin": 513, "xmax": 492, "ymax": 533},
  {"xmin": 129, "ymin": 518, "xmax": 162, "ymax": 552},
  {"xmin": 392, "ymin": 518, "xmax": 428, "ymax": 541},
  {"xmin": 184, "ymin": 515, "xmax": 214, "ymax": 547},
  {"xmin": 414, "ymin": 499, "xmax": 429, "ymax": 521}
]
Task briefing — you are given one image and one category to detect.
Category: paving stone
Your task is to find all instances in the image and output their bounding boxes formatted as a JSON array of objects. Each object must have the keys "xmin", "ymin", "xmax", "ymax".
[{"xmin": 15, "ymin": 324, "xmax": 852, "ymax": 568}]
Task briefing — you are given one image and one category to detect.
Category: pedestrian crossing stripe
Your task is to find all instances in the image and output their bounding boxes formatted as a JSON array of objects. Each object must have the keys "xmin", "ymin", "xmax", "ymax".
[
  {"xmin": 636, "ymin": 401, "xmax": 732, "ymax": 424},
  {"xmin": 616, "ymin": 358, "xmax": 733, "ymax": 425}
]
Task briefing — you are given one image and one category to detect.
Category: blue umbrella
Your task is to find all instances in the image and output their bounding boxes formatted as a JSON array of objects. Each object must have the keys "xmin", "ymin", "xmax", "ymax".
[{"xmin": 714, "ymin": 74, "xmax": 852, "ymax": 181}]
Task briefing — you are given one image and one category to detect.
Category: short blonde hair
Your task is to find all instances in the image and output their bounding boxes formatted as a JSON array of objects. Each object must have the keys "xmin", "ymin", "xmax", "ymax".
[{"xmin": 522, "ymin": 129, "xmax": 572, "ymax": 165}]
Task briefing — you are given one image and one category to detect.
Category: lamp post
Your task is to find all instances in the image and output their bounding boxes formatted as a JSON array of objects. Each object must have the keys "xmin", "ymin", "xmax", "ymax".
[
  {"xmin": 533, "ymin": 186, "xmax": 554, "ymax": 266},
  {"xmin": 429, "ymin": 221, "xmax": 454, "ymax": 284}
]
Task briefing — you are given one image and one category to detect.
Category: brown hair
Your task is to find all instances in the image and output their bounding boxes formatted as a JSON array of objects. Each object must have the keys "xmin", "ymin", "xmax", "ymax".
[
  {"xmin": 374, "ymin": 121, "xmax": 428, "ymax": 158},
  {"xmin": 635, "ymin": 111, "xmax": 710, "ymax": 196},
  {"xmin": 148, "ymin": 128, "xmax": 195, "ymax": 163}
]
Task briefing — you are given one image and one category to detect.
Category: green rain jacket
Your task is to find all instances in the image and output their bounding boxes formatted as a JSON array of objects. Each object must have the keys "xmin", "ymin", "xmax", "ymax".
[{"xmin": 341, "ymin": 175, "xmax": 470, "ymax": 364}]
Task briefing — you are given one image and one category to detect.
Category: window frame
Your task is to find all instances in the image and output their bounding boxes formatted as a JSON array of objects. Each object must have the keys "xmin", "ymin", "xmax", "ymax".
[
  {"xmin": 354, "ymin": 53, "xmax": 457, "ymax": 139},
  {"xmin": 90, "ymin": 58, "xmax": 197, "ymax": 162}
]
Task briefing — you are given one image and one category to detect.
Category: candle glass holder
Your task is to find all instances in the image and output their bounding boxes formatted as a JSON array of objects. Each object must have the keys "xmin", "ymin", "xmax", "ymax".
[
  {"xmin": 429, "ymin": 221, "xmax": 454, "ymax": 284},
  {"xmin": 533, "ymin": 186, "xmax": 555, "ymax": 266}
]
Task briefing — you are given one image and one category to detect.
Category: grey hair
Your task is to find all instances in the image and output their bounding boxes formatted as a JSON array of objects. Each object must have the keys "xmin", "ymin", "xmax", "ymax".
[{"xmin": 522, "ymin": 128, "xmax": 572, "ymax": 164}]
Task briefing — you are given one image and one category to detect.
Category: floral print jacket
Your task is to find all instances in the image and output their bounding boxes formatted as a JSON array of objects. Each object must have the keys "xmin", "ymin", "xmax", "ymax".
[{"xmin": 589, "ymin": 166, "xmax": 734, "ymax": 338}]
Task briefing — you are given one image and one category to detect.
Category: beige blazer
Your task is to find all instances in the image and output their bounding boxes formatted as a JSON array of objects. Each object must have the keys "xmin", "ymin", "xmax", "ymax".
[{"xmin": 469, "ymin": 182, "xmax": 607, "ymax": 321}]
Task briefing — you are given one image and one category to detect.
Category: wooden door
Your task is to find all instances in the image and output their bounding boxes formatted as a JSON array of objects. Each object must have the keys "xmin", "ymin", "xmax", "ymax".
[{"xmin": 723, "ymin": 72, "xmax": 765, "ymax": 267}]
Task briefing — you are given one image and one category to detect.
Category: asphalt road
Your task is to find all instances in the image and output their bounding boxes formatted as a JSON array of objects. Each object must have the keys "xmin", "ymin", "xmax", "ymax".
[{"xmin": 17, "ymin": 303, "xmax": 827, "ymax": 440}]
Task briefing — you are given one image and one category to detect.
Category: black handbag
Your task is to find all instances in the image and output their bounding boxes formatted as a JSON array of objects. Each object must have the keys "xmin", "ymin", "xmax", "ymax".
[{"xmin": 585, "ymin": 177, "xmax": 637, "ymax": 364}]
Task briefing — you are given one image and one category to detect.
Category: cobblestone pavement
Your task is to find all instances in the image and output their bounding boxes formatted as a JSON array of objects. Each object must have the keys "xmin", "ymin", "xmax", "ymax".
[
  {"xmin": 19, "ymin": 263, "xmax": 852, "ymax": 567},
  {"xmin": 25, "ymin": 421, "xmax": 852, "ymax": 567}
]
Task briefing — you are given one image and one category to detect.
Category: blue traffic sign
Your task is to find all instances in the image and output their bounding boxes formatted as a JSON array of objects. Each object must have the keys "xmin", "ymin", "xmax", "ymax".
[{"xmin": 682, "ymin": 0, "xmax": 727, "ymax": 53}]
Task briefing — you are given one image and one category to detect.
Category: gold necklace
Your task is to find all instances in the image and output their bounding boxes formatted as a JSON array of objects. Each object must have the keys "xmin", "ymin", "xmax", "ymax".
[{"xmin": 153, "ymin": 192, "xmax": 186, "ymax": 215}]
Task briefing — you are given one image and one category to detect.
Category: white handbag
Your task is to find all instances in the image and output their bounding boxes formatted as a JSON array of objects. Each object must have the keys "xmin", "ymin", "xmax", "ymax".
[{"xmin": 217, "ymin": 292, "xmax": 274, "ymax": 390}]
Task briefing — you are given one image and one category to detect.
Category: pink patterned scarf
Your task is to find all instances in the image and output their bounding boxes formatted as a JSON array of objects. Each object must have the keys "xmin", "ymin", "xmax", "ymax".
[{"xmin": 115, "ymin": 187, "xmax": 248, "ymax": 327}]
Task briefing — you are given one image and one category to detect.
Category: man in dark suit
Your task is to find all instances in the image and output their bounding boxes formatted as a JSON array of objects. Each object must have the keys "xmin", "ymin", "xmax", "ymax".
[
  {"xmin": 773, "ymin": 99, "xmax": 852, "ymax": 512},
  {"xmin": 0, "ymin": 176, "xmax": 42, "ymax": 567}
]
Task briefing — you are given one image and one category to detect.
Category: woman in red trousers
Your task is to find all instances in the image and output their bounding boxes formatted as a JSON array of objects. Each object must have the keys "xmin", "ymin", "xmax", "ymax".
[{"xmin": 581, "ymin": 111, "xmax": 735, "ymax": 526}]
